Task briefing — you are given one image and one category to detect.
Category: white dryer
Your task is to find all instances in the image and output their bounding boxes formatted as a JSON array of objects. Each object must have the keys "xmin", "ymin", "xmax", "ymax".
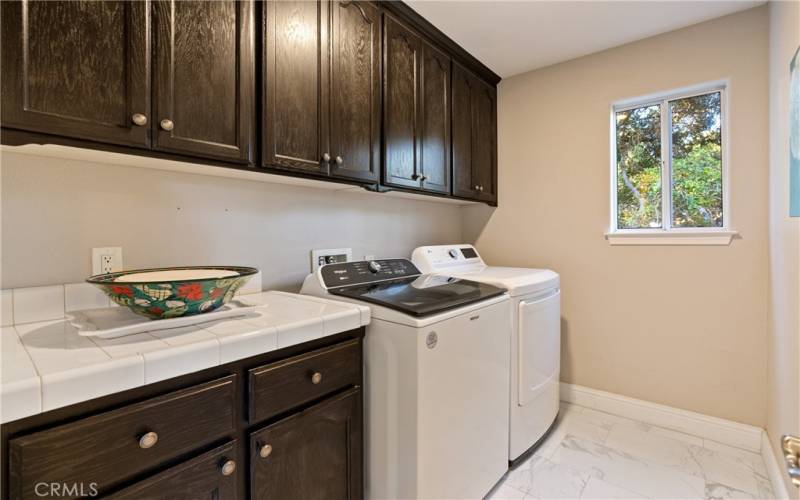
[
  {"xmin": 412, "ymin": 245, "xmax": 560, "ymax": 465},
  {"xmin": 301, "ymin": 258, "xmax": 511, "ymax": 498}
]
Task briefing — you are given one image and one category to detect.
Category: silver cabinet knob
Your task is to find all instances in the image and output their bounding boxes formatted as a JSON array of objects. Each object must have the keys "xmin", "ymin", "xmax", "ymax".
[
  {"xmin": 131, "ymin": 113, "xmax": 147, "ymax": 126},
  {"xmin": 159, "ymin": 119, "xmax": 174, "ymax": 131},
  {"xmin": 220, "ymin": 459, "xmax": 236, "ymax": 476},
  {"xmin": 259, "ymin": 443, "xmax": 273, "ymax": 458},
  {"xmin": 480, "ymin": 186, "xmax": 485, "ymax": 191},
  {"xmin": 335, "ymin": 156, "xmax": 344, "ymax": 165},
  {"xmin": 411, "ymin": 173, "xmax": 421, "ymax": 180},
  {"xmin": 420, "ymin": 175, "xmax": 428, "ymax": 181},
  {"xmin": 311, "ymin": 372, "xmax": 323, "ymax": 384},
  {"xmin": 138, "ymin": 431, "xmax": 158, "ymax": 449},
  {"xmin": 322, "ymin": 153, "xmax": 331, "ymax": 162},
  {"xmin": 474, "ymin": 185, "xmax": 480, "ymax": 191}
]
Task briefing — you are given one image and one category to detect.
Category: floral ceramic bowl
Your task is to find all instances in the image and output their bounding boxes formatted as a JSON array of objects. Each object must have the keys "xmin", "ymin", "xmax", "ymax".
[{"xmin": 87, "ymin": 266, "xmax": 259, "ymax": 319}]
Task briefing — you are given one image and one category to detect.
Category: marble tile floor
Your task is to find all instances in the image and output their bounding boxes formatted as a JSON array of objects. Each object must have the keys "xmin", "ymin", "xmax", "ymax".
[{"xmin": 488, "ymin": 403, "xmax": 775, "ymax": 500}]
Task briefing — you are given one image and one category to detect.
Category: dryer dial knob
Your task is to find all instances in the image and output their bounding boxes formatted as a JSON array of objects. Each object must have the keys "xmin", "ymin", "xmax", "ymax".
[
  {"xmin": 368, "ymin": 261, "xmax": 382, "ymax": 273},
  {"xmin": 448, "ymin": 249, "xmax": 459, "ymax": 259}
]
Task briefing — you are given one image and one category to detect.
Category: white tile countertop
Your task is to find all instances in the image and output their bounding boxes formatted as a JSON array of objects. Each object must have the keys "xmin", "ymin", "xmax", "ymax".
[{"xmin": 0, "ymin": 291, "xmax": 370, "ymax": 424}]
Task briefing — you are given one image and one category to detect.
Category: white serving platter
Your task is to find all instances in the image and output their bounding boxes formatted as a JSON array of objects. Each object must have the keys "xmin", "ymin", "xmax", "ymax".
[{"xmin": 68, "ymin": 299, "xmax": 260, "ymax": 339}]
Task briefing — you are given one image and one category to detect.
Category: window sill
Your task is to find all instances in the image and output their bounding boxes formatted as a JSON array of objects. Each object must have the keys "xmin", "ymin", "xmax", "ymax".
[{"xmin": 605, "ymin": 230, "xmax": 738, "ymax": 246}]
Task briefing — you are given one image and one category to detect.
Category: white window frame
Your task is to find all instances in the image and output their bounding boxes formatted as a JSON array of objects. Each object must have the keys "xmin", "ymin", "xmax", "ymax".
[{"xmin": 606, "ymin": 80, "xmax": 737, "ymax": 246}]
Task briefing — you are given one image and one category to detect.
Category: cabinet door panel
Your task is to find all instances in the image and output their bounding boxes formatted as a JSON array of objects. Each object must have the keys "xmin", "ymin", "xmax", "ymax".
[
  {"xmin": 451, "ymin": 62, "xmax": 475, "ymax": 198},
  {"xmin": 382, "ymin": 14, "xmax": 421, "ymax": 189},
  {"xmin": 107, "ymin": 442, "xmax": 238, "ymax": 500},
  {"xmin": 420, "ymin": 41, "xmax": 451, "ymax": 194},
  {"xmin": 263, "ymin": 0, "xmax": 329, "ymax": 174},
  {"xmin": 250, "ymin": 388, "xmax": 362, "ymax": 500},
  {"xmin": 0, "ymin": 0, "xmax": 150, "ymax": 147},
  {"xmin": 472, "ymin": 79, "xmax": 497, "ymax": 203},
  {"xmin": 330, "ymin": 1, "xmax": 380, "ymax": 183},
  {"xmin": 154, "ymin": 0, "xmax": 253, "ymax": 162}
]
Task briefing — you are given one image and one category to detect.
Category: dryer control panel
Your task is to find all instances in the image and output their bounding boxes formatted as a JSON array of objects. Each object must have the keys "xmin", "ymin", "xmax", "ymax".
[
  {"xmin": 411, "ymin": 245, "xmax": 485, "ymax": 273},
  {"xmin": 320, "ymin": 259, "xmax": 420, "ymax": 288}
]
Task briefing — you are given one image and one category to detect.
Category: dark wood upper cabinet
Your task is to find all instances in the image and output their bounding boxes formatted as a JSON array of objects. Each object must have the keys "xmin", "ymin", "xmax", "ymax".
[
  {"xmin": 0, "ymin": 0, "xmax": 499, "ymax": 205},
  {"xmin": 382, "ymin": 14, "xmax": 450, "ymax": 194},
  {"xmin": 452, "ymin": 63, "xmax": 473, "ymax": 197},
  {"xmin": 263, "ymin": 0, "xmax": 329, "ymax": 174},
  {"xmin": 452, "ymin": 62, "xmax": 497, "ymax": 204},
  {"xmin": 153, "ymin": 0, "xmax": 253, "ymax": 162},
  {"xmin": 383, "ymin": 13, "xmax": 421, "ymax": 190},
  {"xmin": 250, "ymin": 388, "xmax": 362, "ymax": 500},
  {"xmin": 329, "ymin": 1, "xmax": 381, "ymax": 183},
  {"xmin": 0, "ymin": 0, "xmax": 151, "ymax": 147},
  {"xmin": 471, "ymin": 77, "xmax": 497, "ymax": 202},
  {"xmin": 263, "ymin": 0, "xmax": 379, "ymax": 182},
  {"xmin": 419, "ymin": 41, "xmax": 451, "ymax": 194}
]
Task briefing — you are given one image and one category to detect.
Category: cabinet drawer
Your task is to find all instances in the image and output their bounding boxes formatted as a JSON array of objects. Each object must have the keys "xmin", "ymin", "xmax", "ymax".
[
  {"xmin": 9, "ymin": 376, "xmax": 236, "ymax": 500},
  {"xmin": 249, "ymin": 339, "xmax": 360, "ymax": 423},
  {"xmin": 107, "ymin": 441, "xmax": 239, "ymax": 500}
]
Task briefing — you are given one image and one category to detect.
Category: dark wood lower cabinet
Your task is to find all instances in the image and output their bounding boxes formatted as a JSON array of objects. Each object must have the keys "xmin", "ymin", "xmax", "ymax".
[
  {"xmin": 0, "ymin": 329, "xmax": 364, "ymax": 500},
  {"xmin": 250, "ymin": 388, "xmax": 362, "ymax": 500},
  {"xmin": 107, "ymin": 441, "xmax": 239, "ymax": 500},
  {"xmin": 8, "ymin": 377, "xmax": 235, "ymax": 500}
]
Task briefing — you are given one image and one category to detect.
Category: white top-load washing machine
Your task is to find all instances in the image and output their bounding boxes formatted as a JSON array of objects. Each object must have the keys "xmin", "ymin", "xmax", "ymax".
[
  {"xmin": 412, "ymin": 245, "xmax": 560, "ymax": 465},
  {"xmin": 301, "ymin": 258, "xmax": 511, "ymax": 499}
]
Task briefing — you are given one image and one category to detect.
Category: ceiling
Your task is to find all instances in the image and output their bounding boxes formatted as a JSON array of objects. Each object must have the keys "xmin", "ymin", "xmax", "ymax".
[{"xmin": 406, "ymin": 1, "xmax": 765, "ymax": 78}]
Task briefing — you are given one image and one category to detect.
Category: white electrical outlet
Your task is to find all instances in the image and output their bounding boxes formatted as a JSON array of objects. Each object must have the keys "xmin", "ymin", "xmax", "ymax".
[
  {"xmin": 92, "ymin": 247, "xmax": 123, "ymax": 275},
  {"xmin": 311, "ymin": 248, "xmax": 352, "ymax": 272}
]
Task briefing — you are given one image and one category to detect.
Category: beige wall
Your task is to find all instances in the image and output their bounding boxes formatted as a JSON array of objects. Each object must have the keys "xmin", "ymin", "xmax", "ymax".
[
  {"xmin": 464, "ymin": 7, "xmax": 770, "ymax": 426},
  {"xmin": 767, "ymin": 0, "xmax": 800, "ymax": 494},
  {"xmin": 0, "ymin": 152, "xmax": 462, "ymax": 290}
]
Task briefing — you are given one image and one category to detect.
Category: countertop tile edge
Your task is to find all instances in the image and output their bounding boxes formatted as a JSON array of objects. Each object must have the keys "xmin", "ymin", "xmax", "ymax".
[{"xmin": 0, "ymin": 291, "xmax": 369, "ymax": 424}]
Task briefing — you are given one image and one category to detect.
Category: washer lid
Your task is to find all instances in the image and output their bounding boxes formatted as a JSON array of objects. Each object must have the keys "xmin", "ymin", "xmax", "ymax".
[
  {"xmin": 328, "ymin": 274, "xmax": 506, "ymax": 317},
  {"xmin": 456, "ymin": 267, "xmax": 559, "ymax": 297}
]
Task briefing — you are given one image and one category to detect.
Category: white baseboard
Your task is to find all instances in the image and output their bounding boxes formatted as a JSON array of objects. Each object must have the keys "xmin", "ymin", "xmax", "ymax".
[
  {"xmin": 560, "ymin": 383, "xmax": 762, "ymax": 452},
  {"xmin": 762, "ymin": 430, "xmax": 792, "ymax": 500}
]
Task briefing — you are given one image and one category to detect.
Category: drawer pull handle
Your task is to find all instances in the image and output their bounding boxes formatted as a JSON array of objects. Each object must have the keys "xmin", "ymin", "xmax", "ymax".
[
  {"xmin": 311, "ymin": 372, "xmax": 323, "ymax": 385},
  {"xmin": 138, "ymin": 431, "xmax": 158, "ymax": 449},
  {"xmin": 220, "ymin": 459, "xmax": 236, "ymax": 476},
  {"xmin": 259, "ymin": 443, "xmax": 273, "ymax": 458}
]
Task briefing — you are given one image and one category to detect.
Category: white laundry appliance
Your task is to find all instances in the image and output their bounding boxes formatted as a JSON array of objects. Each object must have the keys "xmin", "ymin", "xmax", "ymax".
[
  {"xmin": 412, "ymin": 245, "xmax": 560, "ymax": 466},
  {"xmin": 300, "ymin": 259, "xmax": 511, "ymax": 499}
]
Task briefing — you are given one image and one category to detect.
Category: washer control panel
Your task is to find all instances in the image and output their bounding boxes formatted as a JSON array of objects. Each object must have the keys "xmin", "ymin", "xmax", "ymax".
[{"xmin": 320, "ymin": 259, "xmax": 420, "ymax": 288}]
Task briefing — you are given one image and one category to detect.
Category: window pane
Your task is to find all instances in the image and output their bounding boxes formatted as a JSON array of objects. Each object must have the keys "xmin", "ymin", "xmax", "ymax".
[
  {"xmin": 616, "ymin": 104, "xmax": 662, "ymax": 229},
  {"xmin": 670, "ymin": 92, "xmax": 723, "ymax": 227}
]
